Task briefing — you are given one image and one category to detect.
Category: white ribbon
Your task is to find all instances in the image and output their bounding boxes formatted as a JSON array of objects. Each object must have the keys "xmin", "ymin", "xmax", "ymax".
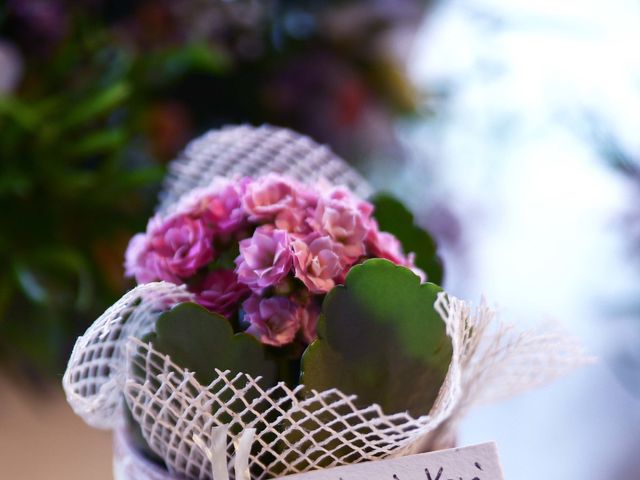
[{"xmin": 193, "ymin": 426, "xmax": 256, "ymax": 480}]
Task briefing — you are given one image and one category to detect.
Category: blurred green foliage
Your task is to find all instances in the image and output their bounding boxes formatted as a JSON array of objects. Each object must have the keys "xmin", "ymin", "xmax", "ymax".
[
  {"xmin": 0, "ymin": 0, "xmax": 428, "ymax": 380},
  {"xmin": 0, "ymin": 6, "xmax": 232, "ymax": 378}
]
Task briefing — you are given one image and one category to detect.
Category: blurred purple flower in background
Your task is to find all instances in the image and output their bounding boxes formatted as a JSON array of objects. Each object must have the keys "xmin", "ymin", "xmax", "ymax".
[
  {"xmin": 6, "ymin": 0, "xmax": 69, "ymax": 54},
  {"xmin": 0, "ymin": 40, "xmax": 22, "ymax": 93}
]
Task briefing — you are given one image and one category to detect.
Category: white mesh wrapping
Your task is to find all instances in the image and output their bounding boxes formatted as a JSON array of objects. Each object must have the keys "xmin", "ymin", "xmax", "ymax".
[
  {"xmin": 63, "ymin": 282, "xmax": 194, "ymax": 429},
  {"xmin": 63, "ymin": 125, "xmax": 589, "ymax": 479},
  {"xmin": 64, "ymin": 284, "xmax": 588, "ymax": 479},
  {"xmin": 158, "ymin": 124, "xmax": 372, "ymax": 213},
  {"xmin": 124, "ymin": 340, "xmax": 434, "ymax": 479}
]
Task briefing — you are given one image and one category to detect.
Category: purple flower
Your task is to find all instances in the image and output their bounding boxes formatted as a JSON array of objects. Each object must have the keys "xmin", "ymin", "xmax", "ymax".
[
  {"xmin": 0, "ymin": 41, "xmax": 22, "ymax": 94},
  {"xmin": 242, "ymin": 174, "xmax": 300, "ymax": 221},
  {"xmin": 8, "ymin": 0, "xmax": 69, "ymax": 54},
  {"xmin": 124, "ymin": 233, "xmax": 152, "ymax": 282},
  {"xmin": 191, "ymin": 269, "xmax": 249, "ymax": 318},
  {"xmin": 326, "ymin": 187, "xmax": 375, "ymax": 219},
  {"xmin": 242, "ymin": 295, "xmax": 300, "ymax": 346},
  {"xmin": 175, "ymin": 177, "xmax": 249, "ymax": 236},
  {"xmin": 124, "ymin": 213, "xmax": 214, "ymax": 284},
  {"xmin": 235, "ymin": 226, "xmax": 293, "ymax": 291},
  {"xmin": 312, "ymin": 189, "xmax": 370, "ymax": 259},
  {"xmin": 292, "ymin": 233, "xmax": 343, "ymax": 293}
]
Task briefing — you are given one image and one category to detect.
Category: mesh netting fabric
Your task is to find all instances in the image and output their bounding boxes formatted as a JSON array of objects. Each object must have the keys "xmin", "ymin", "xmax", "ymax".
[
  {"xmin": 125, "ymin": 338, "xmax": 435, "ymax": 479},
  {"xmin": 64, "ymin": 283, "xmax": 587, "ymax": 479},
  {"xmin": 63, "ymin": 125, "xmax": 589, "ymax": 479},
  {"xmin": 65, "ymin": 283, "xmax": 459, "ymax": 479},
  {"xmin": 157, "ymin": 125, "xmax": 372, "ymax": 213},
  {"xmin": 63, "ymin": 282, "xmax": 194, "ymax": 430}
]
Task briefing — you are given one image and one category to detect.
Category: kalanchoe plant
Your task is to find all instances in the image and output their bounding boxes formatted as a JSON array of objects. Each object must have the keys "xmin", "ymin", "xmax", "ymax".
[
  {"xmin": 122, "ymin": 172, "xmax": 450, "ymax": 472},
  {"xmin": 63, "ymin": 127, "xmax": 585, "ymax": 480},
  {"xmin": 125, "ymin": 174, "xmax": 438, "ymax": 350}
]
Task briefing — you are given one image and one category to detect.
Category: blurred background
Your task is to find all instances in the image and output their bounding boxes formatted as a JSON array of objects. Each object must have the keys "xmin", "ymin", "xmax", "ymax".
[{"xmin": 1, "ymin": 0, "xmax": 639, "ymax": 478}]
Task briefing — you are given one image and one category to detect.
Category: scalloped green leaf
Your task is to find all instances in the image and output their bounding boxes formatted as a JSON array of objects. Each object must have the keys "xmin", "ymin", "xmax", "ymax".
[
  {"xmin": 128, "ymin": 303, "xmax": 279, "ymax": 465},
  {"xmin": 148, "ymin": 302, "xmax": 278, "ymax": 387},
  {"xmin": 372, "ymin": 193, "xmax": 444, "ymax": 285},
  {"xmin": 301, "ymin": 259, "xmax": 452, "ymax": 417}
]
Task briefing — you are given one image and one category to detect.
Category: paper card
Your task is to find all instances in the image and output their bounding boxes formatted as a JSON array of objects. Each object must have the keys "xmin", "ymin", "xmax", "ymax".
[{"xmin": 277, "ymin": 443, "xmax": 504, "ymax": 480}]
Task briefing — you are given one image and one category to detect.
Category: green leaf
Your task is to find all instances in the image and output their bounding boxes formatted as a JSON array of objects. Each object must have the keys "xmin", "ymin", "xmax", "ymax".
[
  {"xmin": 372, "ymin": 193, "xmax": 444, "ymax": 285},
  {"xmin": 135, "ymin": 303, "xmax": 281, "ymax": 453},
  {"xmin": 107, "ymin": 167, "xmax": 165, "ymax": 190},
  {"xmin": 162, "ymin": 43, "xmax": 229, "ymax": 77},
  {"xmin": 301, "ymin": 259, "xmax": 452, "ymax": 417},
  {"xmin": 65, "ymin": 128, "xmax": 127, "ymax": 158},
  {"xmin": 60, "ymin": 82, "xmax": 130, "ymax": 129},
  {"xmin": 149, "ymin": 302, "xmax": 278, "ymax": 387},
  {"xmin": 0, "ymin": 95, "xmax": 39, "ymax": 129}
]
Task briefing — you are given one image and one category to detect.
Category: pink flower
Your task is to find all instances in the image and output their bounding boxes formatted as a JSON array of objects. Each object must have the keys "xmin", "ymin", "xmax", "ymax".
[
  {"xmin": 366, "ymin": 223, "xmax": 427, "ymax": 282},
  {"xmin": 235, "ymin": 226, "xmax": 293, "ymax": 291},
  {"xmin": 125, "ymin": 213, "xmax": 214, "ymax": 284},
  {"xmin": 242, "ymin": 174, "xmax": 300, "ymax": 221},
  {"xmin": 326, "ymin": 187, "xmax": 374, "ymax": 220},
  {"xmin": 274, "ymin": 181, "xmax": 318, "ymax": 233},
  {"xmin": 292, "ymin": 233, "xmax": 343, "ymax": 293},
  {"xmin": 312, "ymin": 191, "xmax": 370, "ymax": 259},
  {"xmin": 124, "ymin": 233, "xmax": 151, "ymax": 281},
  {"xmin": 366, "ymin": 222, "xmax": 407, "ymax": 265},
  {"xmin": 242, "ymin": 295, "xmax": 300, "ymax": 346},
  {"xmin": 296, "ymin": 300, "xmax": 321, "ymax": 344},
  {"xmin": 407, "ymin": 257, "xmax": 427, "ymax": 283},
  {"xmin": 274, "ymin": 206, "xmax": 313, "ymax": 234},
  {"xmin": 191, "ymin": 269, "xmax": 250, "ymax": 318},
  {"xmin": 175, "ymin": 177, "xmax": 248, "ymax": 236}
]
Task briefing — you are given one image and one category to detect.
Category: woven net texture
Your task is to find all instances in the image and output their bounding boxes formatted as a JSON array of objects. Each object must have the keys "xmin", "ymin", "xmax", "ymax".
[
  {"xmin": 157, "ymin": 124, "xmax": 372, "ymax": 213},
  {"xmin": 63, "ymin": 125, "xmax": 588, "ymax": 479}
]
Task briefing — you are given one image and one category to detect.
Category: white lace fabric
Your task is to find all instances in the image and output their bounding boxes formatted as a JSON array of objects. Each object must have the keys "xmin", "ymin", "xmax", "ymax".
[{"xmin": 63, "ymin": 125, "xmax": 588, "ymax": 479}]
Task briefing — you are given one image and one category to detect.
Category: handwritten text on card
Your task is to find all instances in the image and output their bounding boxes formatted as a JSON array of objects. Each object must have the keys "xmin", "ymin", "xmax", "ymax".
[{"xmin": 277, "ymin": 443, "xmax": 504, "ymax": 480}]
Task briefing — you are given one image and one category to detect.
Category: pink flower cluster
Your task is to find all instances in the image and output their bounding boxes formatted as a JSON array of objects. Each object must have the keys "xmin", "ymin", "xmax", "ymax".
[{"xmin": 125, "ymin": 174, "xmax": 423, "ymax": 347}]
